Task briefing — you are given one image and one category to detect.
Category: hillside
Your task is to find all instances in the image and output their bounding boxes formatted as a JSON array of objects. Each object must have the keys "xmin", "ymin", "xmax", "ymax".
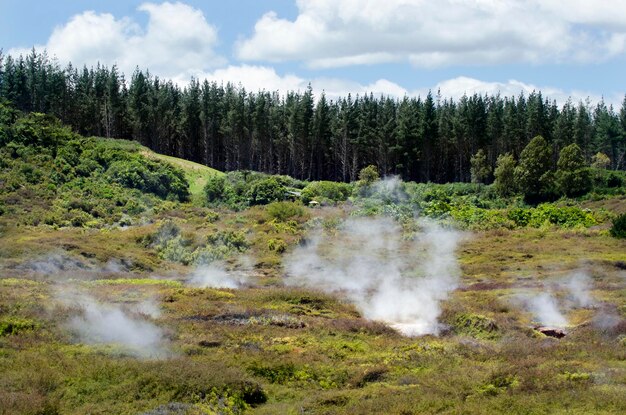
[{"xmin": 1, "ymin": 109, "xmax": 626, "ymax": 414}]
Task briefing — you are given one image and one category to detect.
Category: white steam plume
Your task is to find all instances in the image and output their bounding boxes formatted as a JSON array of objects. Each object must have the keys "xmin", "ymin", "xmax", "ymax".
[
  {"xmin": 187, "ymin": 261, "xmax": 249, "ymax": 289},
  {"xmin": 61, "ymin": 291, "xmax": 169, "ymax": 358},
  {"xmin": 562, "ymin": 271, "xmax": 594, "ymax": 308},
  {"xmin": 284, "ymin": 217, "xmax": 461, "ymax": 336},
  {"xmin": 526, "ymin": 293, "xmax": 569, "ymax": 327}
]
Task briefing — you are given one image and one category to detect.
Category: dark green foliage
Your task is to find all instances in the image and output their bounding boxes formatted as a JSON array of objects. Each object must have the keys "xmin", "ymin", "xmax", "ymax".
[
  {"xmin": 6, "ymin": 112, "xmax": 76, "ymax": 151},
  {"xmin": 247, "ymin": 177, "xmax": 286, "ymax": 206},
  {"xmin": 470, "ymin": 149, "xmax": 491, "ymax": 184},
  {"xmin": 206, "ymin": 230, "xmax": 249, "ymax": 252},
  {"xmin": 610, "ymin": 214, "xmax": 626, "ymax": 238},
  {"xmin": 106, "ymin": 156, "xmax": 189, "ymax": 201},
  {"xmin": 556, "ymin": 144, "xmax": 592, "ymax": 197},
  {"xmin": 507, "ymin": 204, "xmax": 597, "ymax": 228},
  {"xmin": 514, "ymin": 136, "xmax": 554, "ymax": 202},
  {"xmin": 203, "ymin": 175, "xmax": 227, "ymax": 203},
  {"xmin": 2, "ymin": 50, "xmax": 626, "ymax": 184},
  {"xmin": 203, "ymin": 171, "xmax": 299, "ymax": 210},
  {"xmin": 493, "ymin": 153, "xmax": 516, "ymax": 197},
  {"xmin": 0, "ymin": 111, "xmax": 190, "ymax": 227}
]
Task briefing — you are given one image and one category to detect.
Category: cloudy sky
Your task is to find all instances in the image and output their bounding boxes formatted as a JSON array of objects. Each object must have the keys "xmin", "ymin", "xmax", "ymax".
[{"xmin": 2, "ymin": 0, "xmax": 625, "ymax": 105}]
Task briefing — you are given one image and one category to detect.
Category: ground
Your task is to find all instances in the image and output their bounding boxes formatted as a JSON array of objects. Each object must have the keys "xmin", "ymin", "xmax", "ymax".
[{"xmin": 0, "ymin": 148, "xmax": 625, "ymax": 415}]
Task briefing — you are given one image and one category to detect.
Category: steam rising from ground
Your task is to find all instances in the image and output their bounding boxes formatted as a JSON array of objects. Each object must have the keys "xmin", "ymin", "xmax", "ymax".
[
  {"xmin": 187, "ymin": 257, "xmax": 252, "ymax": 289},
  {"xmin": 526, "ymin": 293, "xmax": 569, "ymax": 327},
  {"xmin": 563, "ymin": 271, "xmax": 594, "ymax": 308},
  {"xmin": 285, "ymin": 217, "xmax": 461, "ymax": 336},
  {"xmin": 517, "ymin": 271, "xmax": 596, "ymax": 327},
  {"xmin": 59, "ymin": 291, "xmax": 169, "ymax": 358}
]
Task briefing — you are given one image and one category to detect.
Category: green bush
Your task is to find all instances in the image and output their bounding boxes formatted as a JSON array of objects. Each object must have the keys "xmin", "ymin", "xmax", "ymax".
[
  {"xmin": 207, "ymin": 230, "xmax": 249, "ymax": 251},
  {"xmin": 106, "ymin": 156, "xmax": 189, "ymax": 201},
  {"xmin": 301, "ymin": 181, "xmax": 352, "ymax": 204},
  {"xmin": 610, "ymin": 214, "xmax": 626, "ymax": 238},
  {"xmin": 507, "ymin": 207, "xmax": 532, "ymax": 227},
  {"xmin": 0, "ymin": 318, "xmax": 37, "ymax": 336},
  {"xmin": 247, "ymin": 177, "xmax": 286, "ymax": 205},
  {"xmin": 453, "ymin": 313, "xmax": 499, "ymax": 339},
  {"xmin": 204, "ymin": 175, "xmax": 229, "ymax": 204},
  {"xmin": 532, "ymin": 204, "xmax": 596, "ymax": 227},
  {"xmin": 449, "ymin": 205, "xmax": 512, "ymax": 230},
  {"xmin": 266, "ymin": 201, "xmax": 304, "ymax": 222},
  {"xmin": 267, "ymin": 238, "xmax": 287, "ymax": 253}
]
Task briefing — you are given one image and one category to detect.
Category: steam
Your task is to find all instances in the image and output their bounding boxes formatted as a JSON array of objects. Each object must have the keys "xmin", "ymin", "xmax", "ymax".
[
  {"xmin": 370, "ymin": 175, "xmax": 408, "ymax": 203},
  {"xmin": 187, "ymin": 258, "xmax": 251, "ymax": 289},
  {"xmin": 517, "ymin": 271, "xmax": 596, "ymax": 327},
  {"xmin": 526, "ymin": 293, "xmax": 568, "ymax": 327},
  {"xmin": 134, "ymin": 297, "xmax": 162, "ymax": 319},
  {"xmin": 60, "ymin": 291, "xmax": 169, "ymax": 358},
  {"xmin": 562, "ymin": 271, "xmax": 594, "ymax": 308},
  {"xmin": 284, "ymin": 217, "xmax": 461, "ymax": 336}
]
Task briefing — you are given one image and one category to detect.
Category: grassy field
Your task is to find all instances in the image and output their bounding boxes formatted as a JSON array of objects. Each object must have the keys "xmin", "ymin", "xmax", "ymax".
[{"xmin": 1, "ymin": 143, "xmax": 625, "ymax": 414}]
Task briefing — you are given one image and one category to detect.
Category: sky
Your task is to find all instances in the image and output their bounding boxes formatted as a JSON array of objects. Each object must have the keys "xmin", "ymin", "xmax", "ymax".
[{"xmin": 2, "ymin": 0, "xmax": 626, "ymax": 106}]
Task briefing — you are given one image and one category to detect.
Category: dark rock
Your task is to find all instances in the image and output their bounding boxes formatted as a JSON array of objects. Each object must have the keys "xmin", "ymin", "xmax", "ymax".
[{"xmin": 534, "ymin": 326, "xmax": 566, "ymax": 338}]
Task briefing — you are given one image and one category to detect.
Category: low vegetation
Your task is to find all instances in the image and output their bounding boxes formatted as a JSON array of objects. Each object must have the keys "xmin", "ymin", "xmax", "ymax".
[{"xmin": 1, "ymin": 109, "xmax": 625, "ymax": 414}]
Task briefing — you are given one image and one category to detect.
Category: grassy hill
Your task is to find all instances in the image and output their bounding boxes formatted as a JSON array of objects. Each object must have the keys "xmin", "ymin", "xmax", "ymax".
[
  {"xmin": 1, "ymin": 110, "xmax": 626, "ymax": 414},
  {"xmin": 139, "ymin": 149, "xmax": 223, "ymax": 204}
]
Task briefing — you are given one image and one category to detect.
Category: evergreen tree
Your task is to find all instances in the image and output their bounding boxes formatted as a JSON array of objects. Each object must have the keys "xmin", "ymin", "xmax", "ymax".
[
  {"xmin": 470, "ymin": 149, "xmax": 491, "ymax": 184},
  {"xmin": 555, "ymin": 143, "xmax": 591, "ymax": 197},
  {"xmin": 493, "ymin": 153, "xmax": 516, "ymax": 197},
  {"xmin": 514, "ymin": 135, "xmax": 554, "ymax": 202}
]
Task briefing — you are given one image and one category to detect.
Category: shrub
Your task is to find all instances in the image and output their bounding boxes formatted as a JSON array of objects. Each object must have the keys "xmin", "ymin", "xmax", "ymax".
[
  {"xmin": 207, "ymin": 230, "xmax": 249, "ymax": 251},
  {"xmin": 610, "ymin": 214, "xmax": 626, "ymax": 238},
  {"xmin": 247, "ymin": 177, "xmax": 286, "ymax": 205},
  {"xmin": 453, "ymin": 313, "xmax": 499, "ymax": 339},
  {"xmin": 267, "ymin": 238, "xmax": 287, "ymax": 253},
  {"xmin": 266, "ymin": 201, "xmax": 304, "ymax": 222},
  {"xmin": 358, "ymin": 165, "xmax": 379, "ymax": 184},
  {"xmin": 507, "ymin": 208, "xmax": 532, "ymax": 227},
  {"xmin": 301, "ymin": 181, "xmax": 352, "ymax": 204},
  {"xmin": 528, "ymin": 204, "xmax": 597, "ymax": 228},
  {"xmin": 106, "ymin": 156, "xmax": 189, "ymax": 201},
  {"xmin": 204, "ymin": 175, "xmax": 229, "ymax": 204},
  {"xmin": 0, "ymin": 318, "xmax": 37, "ymax": 336}
]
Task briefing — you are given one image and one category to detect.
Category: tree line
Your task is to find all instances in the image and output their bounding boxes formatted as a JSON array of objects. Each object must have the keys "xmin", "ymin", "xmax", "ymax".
[{"xmin": 1, "ymin": 49, "xmax": 624, "ymax": 183}]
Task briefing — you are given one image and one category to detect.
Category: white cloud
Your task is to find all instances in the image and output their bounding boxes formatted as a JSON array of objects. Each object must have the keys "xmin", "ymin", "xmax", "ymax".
[
  {"xmin": 10, "ymin": 2, "xmax": 225, "ymax": 79},
  {"xmin": 432, "ymin": 77, "xmax": 580, "ymax": 103},
  {"xmin": 192, "ymin": 65, "xmax": 409, "ymax": 101},
  {"xmin": 236, "ymin": 0, "xmax": 626, "ymax": 68}
]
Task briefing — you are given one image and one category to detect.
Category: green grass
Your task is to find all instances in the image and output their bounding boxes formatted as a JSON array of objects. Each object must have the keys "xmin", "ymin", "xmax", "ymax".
[{"xmin": 140, "ymin": 150, "xmax": 224, "ymax": 204}]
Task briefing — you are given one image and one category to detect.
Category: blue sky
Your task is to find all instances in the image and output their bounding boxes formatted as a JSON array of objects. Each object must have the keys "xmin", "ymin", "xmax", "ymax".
[{"xmin": 2, "ymin": 0, "xmax": 625, "ymax": 106}]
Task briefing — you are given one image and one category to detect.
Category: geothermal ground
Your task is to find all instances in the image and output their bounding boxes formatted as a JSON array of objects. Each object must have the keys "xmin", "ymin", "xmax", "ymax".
[{"xmin": 1, "ymin": 197, "xmax": 625, "ymax": 414}]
